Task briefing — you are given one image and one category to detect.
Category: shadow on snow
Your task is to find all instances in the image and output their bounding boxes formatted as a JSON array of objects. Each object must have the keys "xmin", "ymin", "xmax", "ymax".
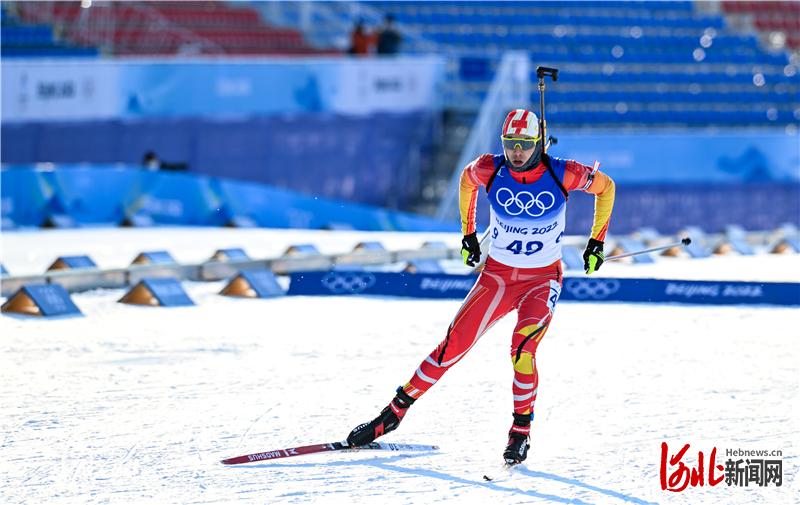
[{"xmin": 231, "ymin": 453, "xmax": 656, "ymax": 504}]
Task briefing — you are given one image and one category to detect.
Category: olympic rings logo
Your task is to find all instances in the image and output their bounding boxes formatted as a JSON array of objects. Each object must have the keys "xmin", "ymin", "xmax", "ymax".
[
  {"xmin": 321, "ymin": 272, "xmax": 376, "ymax": 294},
  {"xmin": 564, "ymin": 279, "xmax": 620, "ymax": 300},
  {"xmin": 495, "ymin": 188, "xmax": 556, "ymax": 217}
]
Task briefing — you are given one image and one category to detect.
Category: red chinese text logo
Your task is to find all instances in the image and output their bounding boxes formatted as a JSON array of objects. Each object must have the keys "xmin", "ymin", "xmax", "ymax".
[{"xmin": 660, "ymin": 442, "xmax": 724, "ymax": 492}]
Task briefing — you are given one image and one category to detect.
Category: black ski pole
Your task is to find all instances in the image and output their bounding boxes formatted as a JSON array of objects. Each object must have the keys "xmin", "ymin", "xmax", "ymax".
[{"xmin": 605, "ymin": 237, "xmax": 692, "ymax": 261}]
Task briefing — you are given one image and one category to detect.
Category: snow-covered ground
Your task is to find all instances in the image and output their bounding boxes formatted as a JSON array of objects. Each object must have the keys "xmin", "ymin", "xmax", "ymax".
[{"xmin": 1, "ymin": 228, "xmax": 798, "ymax": 504}]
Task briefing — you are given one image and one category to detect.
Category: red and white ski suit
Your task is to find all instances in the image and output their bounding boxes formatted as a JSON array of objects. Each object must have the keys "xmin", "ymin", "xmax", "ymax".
[{"xmin": 400, "ymin": 153, "xmax": 615, "ymax": 422}]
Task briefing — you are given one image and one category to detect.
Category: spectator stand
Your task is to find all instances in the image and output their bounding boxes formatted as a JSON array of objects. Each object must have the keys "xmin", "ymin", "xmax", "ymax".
[{"xmin": 10, "ymin": 1, "xmax": 331, "ymax": 56}]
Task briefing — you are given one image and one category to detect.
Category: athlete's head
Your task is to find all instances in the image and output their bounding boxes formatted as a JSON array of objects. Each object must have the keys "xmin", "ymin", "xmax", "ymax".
[{"xmin": 501, "ymin": 109, "xmax": 541, "ymax": 172}]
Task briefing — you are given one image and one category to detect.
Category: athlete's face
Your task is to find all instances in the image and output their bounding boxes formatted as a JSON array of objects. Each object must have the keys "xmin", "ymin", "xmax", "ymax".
[{"xmin": 503, "ymin": 136, "xmax": 536, "ymax": 168}]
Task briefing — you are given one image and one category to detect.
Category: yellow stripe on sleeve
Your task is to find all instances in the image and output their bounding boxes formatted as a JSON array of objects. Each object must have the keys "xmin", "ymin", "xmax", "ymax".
[
  {"xmin": 459, "ymin": 168, "xmax": 479, "ymax": 235},
  {"xmin": 588, "ymin": 172, "xmax": 615, "ymax": 241}
]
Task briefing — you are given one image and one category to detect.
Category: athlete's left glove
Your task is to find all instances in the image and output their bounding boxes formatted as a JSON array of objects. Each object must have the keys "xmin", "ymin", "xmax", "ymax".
[
  {"xmin": 583, "ymin": 238, "xmax": 604, "ymax": 274},
  {"xmin": 461, "ymin": 232, "xmax": 481, "ymax": 267}
]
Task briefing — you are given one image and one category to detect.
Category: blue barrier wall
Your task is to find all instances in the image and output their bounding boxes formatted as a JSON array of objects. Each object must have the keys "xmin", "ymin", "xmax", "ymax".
[
  {"xmin": 565, "ymin": 182, "xmax": 800, "ymax": 235},
  {"xmin": 128, "ymin": 172, "xmax": 228, "ymax": 226},
  {"xmin": 1, "ymin": 112, "xmax": 437, "ymax": 208},
  {"xmin": 0, "ymin": 57, "xmax": 441, "ymax": 211},
  {"xmin": 212, "ymin": 177, "xmax": 451, "ymax": 231},
  {"xmin": 468, "ymin": 182, "xmax": 800, "ymax": 236},
  {"xmin": 470, "ymin": 129, "xmax": 800, "ymax": 233},
  {"xmin": 549, "ymin": 131, "xmax": 800, "ymax": 184},
  {"xmin": 485, "ymin": 128, "xmax": 798, "ymax": 184},
  {"xmin": 48, "ymin": 167, "xmax": 144, "ymax": 225},
  {"xmin": 0, "ymin": 166, "xmax": 453, "ymax": 232},
  {"xmin": 288, "ymin": 271, "xmax": 800, "ymax": 307},
  {"xmin": 4, "ymin": 167, "xmax": 796, "ymax": 235},
  {"xmin": 0, "ymin": 169, "xmax": 51, "ymax": 227}
]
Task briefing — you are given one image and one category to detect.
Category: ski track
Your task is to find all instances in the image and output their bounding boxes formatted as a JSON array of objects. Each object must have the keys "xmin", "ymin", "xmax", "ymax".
[
  {"xmin": 2, "ymin": 290, "xmax": 797, "ymax": 504},
  {"xmin": 1, "ymin": 229, "xmax": 799, "ymax": 504}
]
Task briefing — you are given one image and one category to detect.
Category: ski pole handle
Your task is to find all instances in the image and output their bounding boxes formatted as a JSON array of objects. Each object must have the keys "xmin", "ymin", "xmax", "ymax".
[
  {"xmin": 466, "ymin": 228, "xmax": 493, "ymax": 274},
  {"xmin": 605, "ymin": 237, "xmax": 692, "ymax": 261}
]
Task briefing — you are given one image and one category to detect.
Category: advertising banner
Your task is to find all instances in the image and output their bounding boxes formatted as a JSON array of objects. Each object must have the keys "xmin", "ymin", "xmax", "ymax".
[
  {"xmin": 288, "ymin": 271, "xmax": 800, "ymax": 307},
  {"xmin": 1, "ymin": 60, "xmax": 121, "ymax": 121},
  {"xmin": 2, "ymin": 57, "xmax": 445, "ymax": 122},
  {"xmin": 330, "ymin": 56, "xmax": 444, "ymax": 115}
]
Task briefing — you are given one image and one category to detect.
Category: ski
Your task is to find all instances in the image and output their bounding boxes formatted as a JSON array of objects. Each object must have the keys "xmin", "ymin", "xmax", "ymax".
[
  {"xmin": 483, "ymin": 462, "xmax": 522, "ymax": 482},
  {"xmin": 221, "ymin": 441, "xmax": 439, "ymax": 465}
]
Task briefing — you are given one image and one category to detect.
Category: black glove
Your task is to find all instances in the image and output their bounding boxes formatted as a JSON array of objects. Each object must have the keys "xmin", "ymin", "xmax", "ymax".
[
  {"xmin": 583, "ymin": 238, "xmax": 604, "ymax": 274},
  {"xmin": 461, "ymin": 232, "xmax": 481, "ymax": 267}
]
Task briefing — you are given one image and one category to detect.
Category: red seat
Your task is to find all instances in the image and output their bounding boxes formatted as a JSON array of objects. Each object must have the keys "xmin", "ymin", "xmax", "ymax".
[{"xmin": 20, "ymin": 0, "xmax": 329, "ymax": 56}]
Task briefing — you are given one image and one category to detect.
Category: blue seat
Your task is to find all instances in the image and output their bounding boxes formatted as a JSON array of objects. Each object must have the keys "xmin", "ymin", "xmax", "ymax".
[{"xmin": 362, "ymin": 0, "xmax": 792, "ymax": 127}]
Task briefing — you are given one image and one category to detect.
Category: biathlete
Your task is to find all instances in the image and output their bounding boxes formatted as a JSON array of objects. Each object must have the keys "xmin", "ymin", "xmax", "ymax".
[{"xmin": 347, "ymin": 109, "xmax": 616, "ymax": 465}]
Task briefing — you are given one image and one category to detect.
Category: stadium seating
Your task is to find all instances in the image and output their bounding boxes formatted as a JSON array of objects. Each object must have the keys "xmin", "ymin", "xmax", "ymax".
[
  {"xmin": 721, "ymin": 1, "xmax": 800, "ymax": 49},
  {"xmin": 10, "ymin": 1, "xmax": 337, "ymax": 56},
  {"xmin": 1, "ymin": 4, "xmax": 98, "ymax": 57},
  {"xmin": 356, "ymin": 0, "xmax": 799, "ymax": 127}
]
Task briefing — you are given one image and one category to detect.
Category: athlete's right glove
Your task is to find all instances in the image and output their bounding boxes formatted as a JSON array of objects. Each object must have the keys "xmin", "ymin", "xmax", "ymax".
[
  {"xmin": 583, "ymin": 238, "xmax": 605, "ymax": 274},
  {"xmin": 461, "ymin": 232, "xmax": 481, "ymax": 267}
]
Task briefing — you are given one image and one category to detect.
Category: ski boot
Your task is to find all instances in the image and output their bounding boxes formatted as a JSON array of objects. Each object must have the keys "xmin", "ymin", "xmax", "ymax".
[
  {"xmin": 503, "ymin": 413, "xmax": 531, "ymax": 465},
  {"xmin": 347, "ymin": 387, "xmax": 415, "ymax": 447}
]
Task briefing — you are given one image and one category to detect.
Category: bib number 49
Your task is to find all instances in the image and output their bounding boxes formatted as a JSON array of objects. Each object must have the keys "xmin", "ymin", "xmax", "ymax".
[{"xmin": 506, "ymin": 240, "xmax": 543, "ymax": 256}]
